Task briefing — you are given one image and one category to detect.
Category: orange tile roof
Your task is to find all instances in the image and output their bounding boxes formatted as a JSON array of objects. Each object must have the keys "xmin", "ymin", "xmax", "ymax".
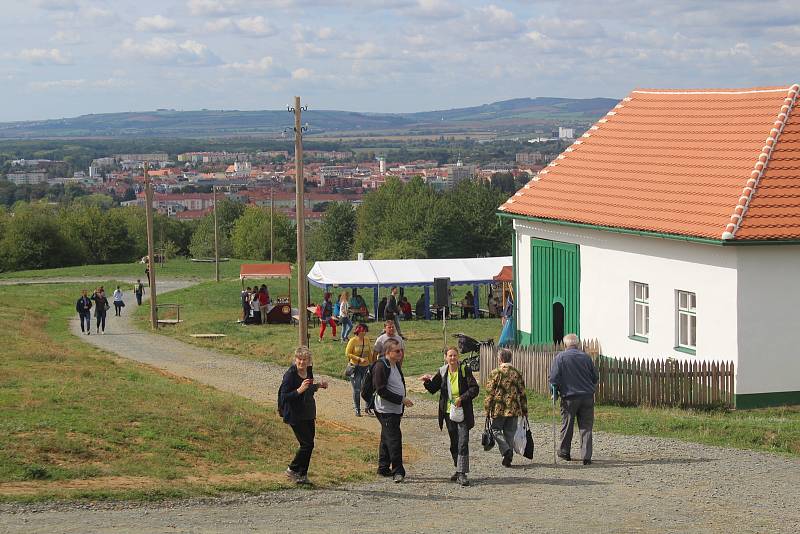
[{"xmin": 500, "ymin": 85, "xmax": 800, "ymax": 241}]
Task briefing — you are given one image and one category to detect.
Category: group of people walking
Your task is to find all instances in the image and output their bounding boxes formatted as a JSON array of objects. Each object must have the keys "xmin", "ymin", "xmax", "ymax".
[
  {"xmin": 75, "ymin": 280, "xmax": 146, "ymax": 334},
  {"xmin": 278, "ymin": 327, "xmax": 598, "ymax": 487}
]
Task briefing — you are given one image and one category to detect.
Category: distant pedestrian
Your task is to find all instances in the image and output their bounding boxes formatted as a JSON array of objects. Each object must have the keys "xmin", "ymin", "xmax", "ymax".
[
  {"xmin": 377, "ymin": 297, "xmax": 387, "ymax": 321},
  {"xmin": 318, "ymin": 292, "xmax": 337, "ymax": 342},
  {"xmin": 549, "ymin": 333, "xmax": 598, "ymax": 465},
  {"xmin": 134, "ymin": 279, "xmax": 145, "ymax": 306},
  {"xmin": 338, "ymin": 291, "xmax": 353, "ymax": 342},
  {"xmin": 373, "ymin": 320, "xmax": 404, "ymax": 359},
  {"xmin": 76, "ymin": 289, "xmax": 93, "ymax": 335},
  {"xmin": 278, "ymin": 346, "xmax": 328, "ymax": 485},
  {"xmin": 259, "ymin": 285, "xmax": 269, "ymax": 324},
  {"xmin": 420, "ymin": 346, "xmax": 479, "ymax": 486},
  {"xmin": 385, "ymin": 286, "xmax": 403, "ymax": 337},
  {"xmin": 250, "ymin": 288, "xmax": 261, "ymax": 324},
  {"xmin": 501, "ymin": 294, "xmax": 513, "ymax": 326},
  {"xmin": 113, "ymin": 286, "xmax": 124, "ymax": 316},
  {"xmin": 241, "ymin": 287, "xmax": 251, "ymax": 322},
  {"xmin": 484, "ymin": 348, "xmax": 527, "ymax": 467},
  {"xmin": 373, "ymin": 338, "xmax": 413, "ymax": 482},
  {"xmin": 92, "ymin": 287, "xmax": 109, "ymax": 334},
  {"xmin": 345, "ymin": 323, "xmax": 374, "ymax": 416}
]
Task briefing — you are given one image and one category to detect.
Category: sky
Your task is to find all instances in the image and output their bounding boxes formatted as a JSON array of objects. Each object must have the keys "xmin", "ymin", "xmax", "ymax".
[{"xmin": 1, "ymin": 0, "xmax": 799, "ymax": 121}]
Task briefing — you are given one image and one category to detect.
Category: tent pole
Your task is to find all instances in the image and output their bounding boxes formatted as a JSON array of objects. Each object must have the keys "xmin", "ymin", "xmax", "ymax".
[
  {"xmin": 473, "ymin": 283, "xmax": 480, "ymax": 319},
  {"xmin": 424, "ymin": 286, "xmax": 431, "ymax": 320},
  {"xmin": 373, "ymin": 286, "xmax": 379, "ymax": 323}
]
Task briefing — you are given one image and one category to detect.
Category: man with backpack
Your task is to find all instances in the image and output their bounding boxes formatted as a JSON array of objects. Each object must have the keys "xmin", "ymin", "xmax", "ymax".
[{"xmin": 370, "ymin": 338, "xmax": 413, "ymax": 483}]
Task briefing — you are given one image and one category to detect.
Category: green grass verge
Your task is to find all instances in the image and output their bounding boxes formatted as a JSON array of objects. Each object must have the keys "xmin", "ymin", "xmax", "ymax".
[
  {"xmin": 0, "ymin": 258, "xmax": 250, "ymax": 281},
  {"xmin": 0, "ymin": 281, "xmax": 375, "ymax": 502}
]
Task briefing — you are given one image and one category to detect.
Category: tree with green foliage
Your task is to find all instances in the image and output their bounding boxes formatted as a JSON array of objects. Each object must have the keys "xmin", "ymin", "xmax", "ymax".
[
  {"xmin": 0, "ymin": 205, "xmax": 72, "ymax": 271},
  {"xmin": 372, "ymin": 240, "xmax": 427, "ymax": 260},
  {"xmin": 189, "ymin": 215, "xmax": 232, "ymax": 259},
  {"xmin": 59, "ymin": 205, "xmax": 135, "ymax": 264},
  {"xmin": 231, "ymin": 206, "xmax": 296, "ymax": 261},
  {"xmin": 306, "ymin": 202, "xmax": 356, "ymax": 261}
]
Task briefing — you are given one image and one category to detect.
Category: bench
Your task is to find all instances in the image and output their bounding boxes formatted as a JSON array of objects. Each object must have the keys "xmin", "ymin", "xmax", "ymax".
[{"xmin": 156, "ymin": 303, "xmax": 183, "ymax": 325}]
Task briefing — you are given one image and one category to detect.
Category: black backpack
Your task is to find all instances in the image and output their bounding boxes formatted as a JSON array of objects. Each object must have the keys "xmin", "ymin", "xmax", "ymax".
[{"xmin": 361, "ymin": 358, "xmax": 390, "ymax": 403}]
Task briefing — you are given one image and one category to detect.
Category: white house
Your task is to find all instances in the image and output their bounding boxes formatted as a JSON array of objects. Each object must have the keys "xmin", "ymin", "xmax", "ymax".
[{"xmin": 499, "ymin": 85, "xmax": 800, "ymax": 409}]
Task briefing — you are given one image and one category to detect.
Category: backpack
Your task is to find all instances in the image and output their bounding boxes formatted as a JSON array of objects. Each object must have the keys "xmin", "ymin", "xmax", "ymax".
[{"xmin": 360, "ymin": 358, "xmax": 390, "ymax": 404}]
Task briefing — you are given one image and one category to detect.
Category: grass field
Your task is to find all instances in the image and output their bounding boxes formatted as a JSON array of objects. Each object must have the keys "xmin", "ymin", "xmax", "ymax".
[
  {"xmin": 134, "ymin": 279, "xmax": 501, "ymax": 378},
  {"xmin": 0, "ymin": 258, "xmax": 250, "ymax": 281},
  {"xmin": 0, "ymin": 281, "xmax": 375, "ymax": 502}
]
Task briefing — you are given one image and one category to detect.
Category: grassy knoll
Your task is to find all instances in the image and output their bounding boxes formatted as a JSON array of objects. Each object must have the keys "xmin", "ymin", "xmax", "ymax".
[
  {"xmin": 134, "ymin": 279, "xmax": 501, "ymax": 378},
  {"xmin": 151, "ymin": 281, "xmax": 800, "ymax": 457},
  {"xmin": 0, "ymin": 282, "xmax": 375, "ymax": 502},
  {"xmin": 0, "ymin": 258, "xmax": 249, "ymax": 281}
]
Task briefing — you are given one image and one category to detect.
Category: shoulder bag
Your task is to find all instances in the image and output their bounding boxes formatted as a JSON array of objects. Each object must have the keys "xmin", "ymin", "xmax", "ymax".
[{"xmin": 481, "ymin": 416, "xmax": 495, "ymax": 450}]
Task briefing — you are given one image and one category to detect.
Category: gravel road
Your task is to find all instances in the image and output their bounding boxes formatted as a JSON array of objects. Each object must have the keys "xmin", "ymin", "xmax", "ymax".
[{"xmin": 1, "ymin": 280, "xmax": 798, "ymax": 533}]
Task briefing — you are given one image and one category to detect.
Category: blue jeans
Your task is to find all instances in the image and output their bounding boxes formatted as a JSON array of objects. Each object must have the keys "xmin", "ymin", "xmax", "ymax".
[
  {"xmin": 79, "ymin": 312, "xmax": 91, "ymax": 332},
  {"xmin": 351, "ymin": 365, "xmax": 367, "ymax": 413},
  {"xmin": 340, "ymin": 317, "xmax": 353, "ymax": 340}
]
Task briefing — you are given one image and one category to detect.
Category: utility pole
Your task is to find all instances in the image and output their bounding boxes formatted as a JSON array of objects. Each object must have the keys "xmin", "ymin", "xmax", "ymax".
[
  {"xmin": 213, "ymin": 185, "xmax": 220, "ymax": 282},
  {"xmin": 143, "ymin": 162, "xmax": 158, "ymax": 329},
  {"xmin": 290, "ymin": 97, "xmax": 308, "ymax": 347},
  {"xmin": 270, "ymin": 187, "xmax": 274, "ymax": 263}
]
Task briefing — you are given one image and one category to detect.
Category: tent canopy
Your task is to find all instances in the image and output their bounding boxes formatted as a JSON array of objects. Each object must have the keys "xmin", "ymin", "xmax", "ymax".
[
  {"xmin": 493, "ymin": 265, "xmax": 513, "ymax": 283},
  {"xmin": 307, "ymin": 257, "xmax": 512, "ymax": 289},
  {"xmin": 240, "ymin": 263, "xmax": 292, "ymax": 280}
]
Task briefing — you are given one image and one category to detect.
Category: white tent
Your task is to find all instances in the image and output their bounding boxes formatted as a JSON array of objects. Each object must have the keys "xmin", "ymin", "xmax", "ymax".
[
  {"xmin": 307, "ymin": 257, "xmax": 512, "ymax": 288},
  {"xmin": 307, "ymin": 257, "xmax": 511, "ymax": 320}
]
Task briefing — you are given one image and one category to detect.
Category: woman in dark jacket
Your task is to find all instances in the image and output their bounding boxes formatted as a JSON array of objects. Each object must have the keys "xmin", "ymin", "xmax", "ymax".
[
  {"xmin": 420, "ymin": 346, "xmax": 479, "ymax": 486},
  {"xmin": 278, "ymin": 346, "xmax": 328, "ymax": 484}
]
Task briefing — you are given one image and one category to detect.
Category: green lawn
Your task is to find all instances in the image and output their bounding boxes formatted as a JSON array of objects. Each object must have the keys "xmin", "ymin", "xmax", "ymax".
[
  {"xmin": 134, "ymin": 279, "xmax": 503, "ymax": 378},
  {"xmin": 0, "ymin": 258, "xmax": 250, "ymax": 281},
  {"xmin": 0, "ymin": 281, "xmax": 375, "ymax": 502},
  {"xmin": 522, "ymin": 392, "xmax": 800, "ymax": 456}
]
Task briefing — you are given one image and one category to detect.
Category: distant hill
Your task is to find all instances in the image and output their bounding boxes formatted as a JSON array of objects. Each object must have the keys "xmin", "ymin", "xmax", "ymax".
[{"xmin": 0, "ymin": 97, "xmax": 619, "ymax": 139}]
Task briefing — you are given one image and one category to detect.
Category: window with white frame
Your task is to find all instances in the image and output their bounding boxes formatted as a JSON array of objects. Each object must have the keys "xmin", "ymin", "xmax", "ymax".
[
  {"xmin": 631, "ymin": 282, "xmax": 650, "ymax": 338},
  {"xmin": 676, "ymin": 290, "xmax": 696, "ymax": 349}
]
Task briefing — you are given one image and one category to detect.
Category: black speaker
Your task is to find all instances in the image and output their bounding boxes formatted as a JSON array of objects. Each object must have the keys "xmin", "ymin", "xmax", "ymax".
[{"xmin": 434, "ymin": 277, "xmax": 450, "ymax": 307}]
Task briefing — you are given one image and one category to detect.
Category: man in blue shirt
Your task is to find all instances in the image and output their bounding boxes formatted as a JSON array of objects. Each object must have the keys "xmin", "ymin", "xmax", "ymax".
[{"xmin": 549, "ymin": 333, "xmax": 598, "ymax": 465}]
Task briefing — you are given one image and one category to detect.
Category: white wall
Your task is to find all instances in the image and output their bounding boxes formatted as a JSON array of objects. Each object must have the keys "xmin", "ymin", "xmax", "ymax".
[
  {"xmin": 513, "ymin": 219, "xmax": 739, "ymax": 365},
  {"xmin": 736, "ymin": 246, "xmax": 800, "ymax": 395},
  {"xmin": 516, "ymin": 231, "xmax": 532, "ymax": 334}
]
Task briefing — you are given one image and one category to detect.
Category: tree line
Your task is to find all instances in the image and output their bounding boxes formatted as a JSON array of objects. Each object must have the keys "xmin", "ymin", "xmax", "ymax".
[{"xmin": 0, "ymin": 177, "xmax": 512, "ymax": 272}]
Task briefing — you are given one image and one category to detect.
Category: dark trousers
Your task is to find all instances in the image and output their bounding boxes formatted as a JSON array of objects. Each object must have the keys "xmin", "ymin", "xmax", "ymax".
[
  {"xmin": 491, "ymin": 415, "xmax": 517, "ymax": 457},
  {"xmin": 135, "ymin": 292, "xmax": 142, "ymax": 305},
  {"xmin": 79, "ymin": 312, "xmax": 91, "ymax": 332},
  {"xmin": 95, "ymin": 312, "xmax": 106, "ymax": 332},
  {"xmin": 445, "ymin": 416, "xmax": 470, "ymax": 473},
  {"xmin": 289, "ymin": 419, "xmax": 315, "ymax": 476},
  {"xmin": 560, "ymin": 395, "xmax": 594, "ymax": 460},
  {"xmin": 114, "ymin": 302, "xmax": 122, "ymax": 316},
  {"xmin": 376, "ymin": 412, "xmax": 404, "ymax": 476}
]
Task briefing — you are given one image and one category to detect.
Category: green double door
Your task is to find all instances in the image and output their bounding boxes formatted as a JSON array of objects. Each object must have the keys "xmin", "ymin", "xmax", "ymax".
[{"xmin": 530, "ymin": 238, "xmax": 580, "ymax": 345}]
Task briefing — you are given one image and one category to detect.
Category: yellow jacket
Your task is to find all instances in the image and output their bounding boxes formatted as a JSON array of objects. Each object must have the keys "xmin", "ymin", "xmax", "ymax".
[{"xmin": 346, "ymin": 336, "xmax": 375, "ymax": 366}]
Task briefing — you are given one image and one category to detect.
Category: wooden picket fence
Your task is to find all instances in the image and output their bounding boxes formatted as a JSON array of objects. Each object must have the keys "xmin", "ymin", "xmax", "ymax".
[{"xmin": 479, "ymin": 341, "xmax": 734, "ymax": 409}]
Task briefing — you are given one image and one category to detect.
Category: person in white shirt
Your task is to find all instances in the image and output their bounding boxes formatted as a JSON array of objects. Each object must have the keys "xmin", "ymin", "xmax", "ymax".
[{"xmin": 112, "ymin": 286, "xmax": 124, "ymax": 317}]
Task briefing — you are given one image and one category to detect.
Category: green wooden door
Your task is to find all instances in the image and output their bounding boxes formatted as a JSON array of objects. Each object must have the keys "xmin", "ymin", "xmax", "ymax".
[{"xmin": 530, "ymin": 238, "xmax": 580, "ymax": 344}]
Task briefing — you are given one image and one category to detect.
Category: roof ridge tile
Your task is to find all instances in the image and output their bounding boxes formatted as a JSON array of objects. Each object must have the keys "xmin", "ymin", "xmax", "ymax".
[{"xmin": 723, "ymin": 84, "xmax": 800, "ymax": 239}]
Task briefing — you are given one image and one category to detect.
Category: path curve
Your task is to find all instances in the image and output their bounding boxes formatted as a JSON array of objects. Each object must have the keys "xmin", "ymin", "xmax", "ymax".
[{"xmin": 1, "ymin": 280, "xmax": 798, "ymax": 533}]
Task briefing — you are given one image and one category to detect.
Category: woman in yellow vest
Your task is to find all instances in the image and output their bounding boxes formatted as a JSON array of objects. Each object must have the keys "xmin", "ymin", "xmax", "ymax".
[
  {"xmin": 420, "ymin": 347, "xmax": 479, "ymax": 486},
  {"xmin": 345, "ymin": 323, "xmax": 376, "ymax": 417}
]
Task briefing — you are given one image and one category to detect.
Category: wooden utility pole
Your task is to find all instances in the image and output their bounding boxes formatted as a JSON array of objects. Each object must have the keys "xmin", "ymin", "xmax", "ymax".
[
  {"xmin": 292, "ymin": 96, "xmax": 308, "ymax": 347},
  {"xmin": 213, "ymin": 185, "xmax": 220, "ymax": 282},
  {"xmin": 143, "ymin": 162, "xmax": 158, "ymax": 329},
  {"xmin": 270, "ymin": 187, "xmax": 274, "ymax": 263}
]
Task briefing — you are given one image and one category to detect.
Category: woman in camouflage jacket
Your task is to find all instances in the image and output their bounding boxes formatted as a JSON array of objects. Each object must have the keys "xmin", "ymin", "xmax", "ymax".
[{"xmin": 484, "ymin": 348, "xmax": 527, "ymax": 466}]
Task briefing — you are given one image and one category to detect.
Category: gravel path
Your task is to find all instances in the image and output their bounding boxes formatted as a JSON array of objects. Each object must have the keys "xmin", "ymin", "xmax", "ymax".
[{"xmin": 1, "ymin": 280, "xmax": 798, "ymax": 533}]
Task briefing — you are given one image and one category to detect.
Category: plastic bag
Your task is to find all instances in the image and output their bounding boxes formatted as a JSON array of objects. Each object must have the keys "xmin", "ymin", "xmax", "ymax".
[{"xmin": 513, "ymin": 416, "xmax": 527, "ymax": 455}]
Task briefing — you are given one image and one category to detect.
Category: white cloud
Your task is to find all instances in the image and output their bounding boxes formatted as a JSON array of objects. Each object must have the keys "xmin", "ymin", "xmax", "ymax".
[
  {"xmin": 187, "ymin": 0, "xmax": 239, "ymax": 16},
  {"xmin": 117, "ymin": 38, "xmax": 220, "ymax": 66},
  {"xmin": 204, "ymin": 16, "xmax": 276, "ymax": 36},
  {"xmin": 340, "ymin": 42, "xmax": 382, "ymax": 59},
  {"xmin": 135, "ymin": 15, "xmax": 178, "ymax": 32},
  {"xmin": 223, "ymin": 56, "xmax": 276, "ymax": 73},
  {"xmin": 291, "ymin": 67, "xmax": 313, "ymax": 80},
  {"xmin": 29, "ymin": 78, "xmax": 130, "ymax": 91},
  {"xmin": 236, "ymin": 16, "xmax": 275, "ymax": 36},
  {"xmin": 19, "ymin": 48, "xmax": 72, "ymax": 65},
  {"xmin": 406, "ymin": 0, "xmax": 461, "ymax": 19},
  {"xmin": 296, "ymin": 42, "xmax": 327, "ymax": 58},
  {"xmin": 51, "ymin": 30, "xmax": 82, "ymax": 45},
  {"xmin": 33, "ymin": 0, "xmax": 78, "ymax": 10}
]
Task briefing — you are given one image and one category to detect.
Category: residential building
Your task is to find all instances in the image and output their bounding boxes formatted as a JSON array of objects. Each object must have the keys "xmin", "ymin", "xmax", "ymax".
[{"xmin": 6, "ymin": 171, "xmax": 47, "ymax": 185}]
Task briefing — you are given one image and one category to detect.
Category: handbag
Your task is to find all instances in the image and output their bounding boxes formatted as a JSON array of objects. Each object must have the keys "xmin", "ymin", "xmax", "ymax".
[
  {"xmin": 343, "ymin": 341, "xmax": 364, "ymax": 379},
  {"xmin": 448, "ymin": 404, "xmax": 465, "ymax": 423},
  {"xmin": 481, "ymin": 416, "xmax": 495, "ymax": 451},
  {"xmin": 513, "ymin": 416, "xmax": 527, "ymax": 455},
  {"xmin": 523, "ymin": 416, "xmax": 535, "ymax": 460}
]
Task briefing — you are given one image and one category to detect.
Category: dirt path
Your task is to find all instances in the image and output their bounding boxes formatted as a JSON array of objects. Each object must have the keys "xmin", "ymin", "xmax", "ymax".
[{"xmin": 1, "ymin": 280, "xmax": 799, "ymax": 533}]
